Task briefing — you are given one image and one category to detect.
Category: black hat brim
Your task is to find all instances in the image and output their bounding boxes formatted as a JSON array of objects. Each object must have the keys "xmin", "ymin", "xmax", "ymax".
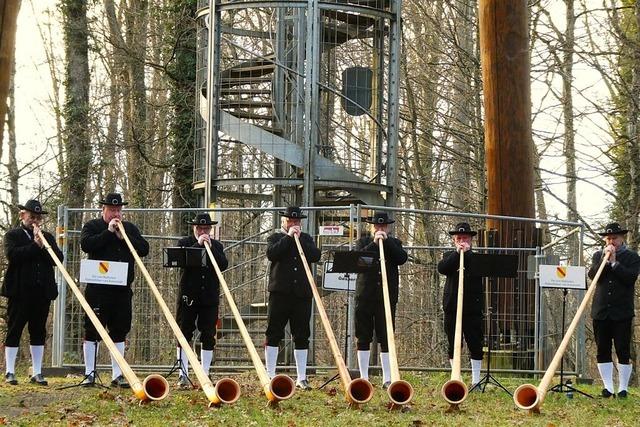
[
  {"xmin": 449, "ymin": 230, "xmax": 477, "ymax": 236},
  {"xmin": 98, "ymin": 200, "xmax": 129, "ymax": 206},
  {"xmin": 364, "ymin": 219, "xmax": 395, "ymax": 224},
  {"xmin": 279, "ymin": 211, "xmax": 307, "ymax": 219},
  {"xmin": 17, "ymin": 205, "xmax": 48, "ymax": 215},
  {"xmin": 186, "ymin": 220, "xmax": 218, "ymax": 225},
  {"xmin": 598, "ymin": 230, "xmax": 628, "ymax": 236}
]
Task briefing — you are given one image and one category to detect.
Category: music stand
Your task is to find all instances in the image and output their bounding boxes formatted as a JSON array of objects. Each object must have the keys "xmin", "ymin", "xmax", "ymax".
[
  {"xmin": 319, "ymin": 251, "xmax": 376, "ymax": 389},
  {"xmin": 547, "ymin": 288, "xmax": 592, "ymax": 399},
  {"xmin": 467, "ymin": 253, "xmax": 518, "ymax": 396},
  {"xmin": 161, "ymin": 246, "xmax": 205, "ymax": 387},
  {"xmin": 58, "ymin": 341, "xmax": 109, "ymax": 390}
]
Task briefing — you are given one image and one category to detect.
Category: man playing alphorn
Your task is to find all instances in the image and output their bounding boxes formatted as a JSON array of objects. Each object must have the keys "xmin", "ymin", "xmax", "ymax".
[
  {"xmin": 174, "ymin": 213, "xmax": 228, "ymax": 388},
  {"xmin": 2, "ymin": 200, "xmax": 62, "ymax": 386},
  {"xmin": 590, "ymin": 222, "xmax": 640, "ymax": 398},
  {"xmin": 264, "ymin": 206, "xmax": 321, "ymax": 390},
  {"xmin": 80, "ymin": 192, "xmax": 149, "ymax": 388},
  {"xmin": 438, "ymin": 222, "xmax": 484, "ymax": 387},
  {"xmin": 354, "ymin": 211, "xmax": 407, "ymax": 389}
]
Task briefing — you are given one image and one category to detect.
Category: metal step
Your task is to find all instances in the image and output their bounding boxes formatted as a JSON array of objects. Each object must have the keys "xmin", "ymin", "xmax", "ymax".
[
  {"xmin": 220, "ymin": 88, "xmax": 272, "ymax": 96},
  {"xmin": 219, "ymin": 76, "xmax": 273, "ymax": 88},
  {"xmin": 219, "ymin": 100, "xmax": 273, "ymax": 109}
]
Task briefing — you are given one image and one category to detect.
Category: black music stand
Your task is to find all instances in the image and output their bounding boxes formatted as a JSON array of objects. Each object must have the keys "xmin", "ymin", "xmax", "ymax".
[
  {"xmin": 59, "ymin": 341, "xmax": 109, "ymax": 390},
  {"xmin": 467, "ymin": 253, "xmax": 518, "ymax": 396},
  {"xmin": 319, "ymin": 250, "xmax": 377, "ymax": 389},
  {"xmin": 548, "ymin": 287, "xmax": 592, "ymax": 399},
  {"xmin": 161, "ymin": 246, "xmax": 205, "ymax": 387}
]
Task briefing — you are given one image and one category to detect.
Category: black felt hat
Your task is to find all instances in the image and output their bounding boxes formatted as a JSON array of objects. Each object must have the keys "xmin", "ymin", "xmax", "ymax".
[
  {"xmin": 448, "ymin": 222, "xmax": 477, "ymax": 236},
  {"xmin": 364, "ymin": 211, "xmax": 395, "ymax": 224},
  {"xmin": 98, "ymin": 193, "xmax": 129, "ymax": 206},
  {"xmin": 598, "ymin": 222, "xmax": 628, "ymax": 236},
  {"xmin": 17, "ymin": 199, "xmax": 48, "ymax": 215},
  {"xmin": 279, "ymin": 206, "xmax": 307, "ymax": 219},
  {"xmin": 186, "ymin": 213, "xmax": 218, "ymax": 226}
]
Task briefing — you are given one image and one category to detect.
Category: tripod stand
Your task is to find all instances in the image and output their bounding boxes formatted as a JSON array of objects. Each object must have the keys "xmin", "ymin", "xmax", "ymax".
[
  {"xmin": 468, "ymin": 306, "xmax": 511, "ymax": 395},
  {"xmin": 164, "ymin": 346, "xmax": 194, "ymax": 386},
  {"xmin": 548, "ymin": 288, "xmax": 592, "ymax": 399},
  {"xmin": 59, "ymin": 341, "xmax": 108, "ymax": 390}
]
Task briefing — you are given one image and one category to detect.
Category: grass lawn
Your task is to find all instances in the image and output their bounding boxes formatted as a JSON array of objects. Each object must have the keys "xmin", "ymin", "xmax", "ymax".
[{"xmin": 0, "ymin": 371, "xmax": 636, "ymax": 426}]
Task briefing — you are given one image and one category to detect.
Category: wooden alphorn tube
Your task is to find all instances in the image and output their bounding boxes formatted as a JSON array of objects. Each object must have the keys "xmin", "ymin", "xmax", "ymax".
[
  {"xmin": 37, "ymin": 230, "xmax": 169, "ymax": 402},
  {"xmin": 116, "ymin": 223, "xmax": 240, "ymax": 406},
  {"xmin": 441, "ymin": 249, "xmax": 468, "ymax": 407},
  {"xmin": 378, "ymin": 241, "xmax": 414, "ymax": 406},
  {"xmin": 293, "ymin": 234, "xmax": 374, "ymax": 405},
  {"xmin": 514, "ymin": 252, "xmax": 611, "ymax": 413},
  {"xmin": 203, "ymin": 241, "xmax": 295, "ymax": 403}
]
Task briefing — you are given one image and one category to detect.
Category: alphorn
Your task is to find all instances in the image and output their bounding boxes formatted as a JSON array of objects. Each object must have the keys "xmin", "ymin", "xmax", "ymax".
[
  {"xmin": 203, "ymin": 241, "xmax": 295, "ymax": 404},
  {"xmin": 37, "ymin": 230, "xmax": 169, "ymax": 402},
  {"xmin": 116, "ymin": 223, "xmax": 240, "ymax": 406},
  {"xmin": 514, "ymin": 251, "xmax": 611, "ymax": 413},
  {"xmin": 378, "ymin": 240, "xmax": 414, "ymax": 407},
  {"xmin": 441, "ymin": 249, "xmax": 468, "ymax": 408},
  {"xmin": 293, "ymin": 234, "xmax": 374, "ymax": 406}
]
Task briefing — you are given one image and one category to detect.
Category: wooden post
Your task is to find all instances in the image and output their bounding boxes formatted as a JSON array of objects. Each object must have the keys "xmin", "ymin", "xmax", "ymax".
[
  {"xmin": 0, "ymin": 0, "xmax": 20, "ymax": 147},
  {"xmin": 479, "ymin": 0, "xmax": 535, "ymax": 223}
]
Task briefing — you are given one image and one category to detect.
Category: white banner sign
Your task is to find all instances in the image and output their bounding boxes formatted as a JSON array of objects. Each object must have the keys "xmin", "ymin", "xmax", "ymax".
[
  {"xmin": 322, "ymin": 261, "xmax": 356, "ymax": 292},
  {"xmin": 80, "ymin": 259, "xmax": 129, "ymax": 286},
  {"xmin": 319, "ymin": 225, "xmax": 344, "ymax": 236},
  {"xmin": 539, "ymin": 265, "xmax": 586, "ymax": 290}
]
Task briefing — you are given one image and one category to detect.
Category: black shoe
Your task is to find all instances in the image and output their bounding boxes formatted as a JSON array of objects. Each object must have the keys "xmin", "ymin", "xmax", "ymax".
[
  {"xmin": 618, "ymin": 390, "xmax": 628, "ymax": 398},
  {"xmin": 177, "ymin": 375, "xmax": 190, "ymax": 390},
  {"xmin": 30, "ymin": 373, "xmax": 48, "ymax": 386},
  {"xmin": 296, "ymin": 380, "xmax": 312, "ymax": 391},
  {"xmin": 81, "ymin": 373, "xmax": 95, "ymax": 387},
  {"xmin": 111, "ymin": 374, "xmax": 130, "ymax": 389},
  {"xmin": 382, "ymin": 381, "xmax": 391, "ymax": 390},
  {"xmin": 5, "ymin": 372, "xmax": 18, "ymax": 385},
  {"xmin": 601, "ymin": 388, "xmax": 615, "ymax": 398}
]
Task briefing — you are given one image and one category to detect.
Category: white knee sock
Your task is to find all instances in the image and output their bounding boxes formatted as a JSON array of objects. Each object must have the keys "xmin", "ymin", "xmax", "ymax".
[
  {"xmin": 265, "ymin": 346, "xmax": 279, "ymax": 378},
  {"xmin": 471, "ymin": 358, "xmax": 482, "ymax": 385},
  {"xmin": 380, "ymin": 352, "xmax": 391, "ymax": 384},
  {"xmin": 598, "ymin": 362, "xmax": 614, "ymax": 393},
  {"xmin": 30, "ymin": 345, "xmax": 44, "ymax": 376},
  {"xmin": 111, "ymin": 342, "xmax": 125, "ymax": 380},
  {"xmin": 294, "ymin": 349, "xmax": 308, "ymax": 382},
  {"xmin": 83, "ymin": 341, "xmax": 99, "ymax": 375},
  {"xmin": 5, "ymin": 346, "xmax": 18, "ymax": 374},
  {"xmin": 449, "ymin": 359, "xmax": 453, "ymax": 368},
  {"xmin": 201, "ymin": 350, "xmax": 213, "ymax": 376},
  {"xmin": 618, "ymin": 363, "xmax": 632, "ymax": 392},
  {"xmin": 357, "ymin": 350, "xmax": 370, "ymax": 381},
  {"xmin": 177, "ymin": 347, "xmax": 189, "ymax": 377}
]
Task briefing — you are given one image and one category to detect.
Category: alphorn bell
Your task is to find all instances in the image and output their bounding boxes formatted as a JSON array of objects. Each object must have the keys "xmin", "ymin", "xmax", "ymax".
[
  {"xmin": 514, "ymin": 251, "xmax": 611, "ymax": 413},
  {"xmin": 441, "ymin": 249, "xmax": 468, "ymax": 408},
  {"xmin": 37, "ymin": 230, "xmax": 169, "ymax": 402},
  {"xmin": 116, "ymin": 223, "xmax": 240, "ymax": 406},
  {"xmin": 378, "ymin": 240, "xmax": 414, "ymax": 407},
  {"xmin": 293, "ymin": 234, "xmax": 374, "ymax": 406},
  {"xmin": 203, "ymin": 241, "xmax": 295, "ymax": 404}
]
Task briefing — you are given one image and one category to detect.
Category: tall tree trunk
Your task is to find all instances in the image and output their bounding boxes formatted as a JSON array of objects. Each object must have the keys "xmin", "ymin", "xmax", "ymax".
[
  {"xmin": 0, "ymin": 0, "xmax": 20, "ymax": 150},
  {"xmin": 61, "ymin": 0, "xmax": 91, "ymax": 208},
  {"xmin": 7, "ymin": 56, "xmax": 19, "ymax": 221}
]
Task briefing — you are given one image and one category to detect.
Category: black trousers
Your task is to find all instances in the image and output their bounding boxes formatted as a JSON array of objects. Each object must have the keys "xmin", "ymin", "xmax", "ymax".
[
  {"xmin": 265, "ymin": 292, "xmax": 312, "ymax": 349},
  {"xmin": 84, "ymin": 285, "xmax": 132, "ymax": 343},
  {"xmin": 444, "ymin": 311, "xmax": 484, "ymax": 360},
  {"xmin": 176, "ymin": 297, "xmax": 218, "ymax": 350},
  {"xmin": 355, "ymin": 298, "xmax": 396, "ymax": 352},
  {"xmin": 4, "ymin": 296, "xmax": 51, "ymax": 346},
  {"xmin": 593, "ymin": 318, "xmax": 632, "ymax": 364}
]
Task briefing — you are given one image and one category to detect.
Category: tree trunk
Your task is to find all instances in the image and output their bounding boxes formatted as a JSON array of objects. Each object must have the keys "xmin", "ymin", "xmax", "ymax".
[{"xmin": 61, "ymin": 0, "xmax": 91, "ymax": 208}]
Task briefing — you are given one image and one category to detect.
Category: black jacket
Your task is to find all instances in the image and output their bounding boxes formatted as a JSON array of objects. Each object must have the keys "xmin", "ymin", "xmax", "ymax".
[
  {"xmin": 177, "ymin": 235, "xmax": 228, "ymax": 305},
  {"xmin": 80, "ymin": 218, "xmax": 149, "ymax": 288},
  {"xmin": 589, "ymin": 247, "xmax": 640, "ymax": 321},
  {"xmin": 266, "ymin": 231, "xmax": 321, "ymax": 298},
  {"xmin": 438, "ymin": 250, "xmax": 484, "ymax": 316},
  {"xmin": 354, "ymin": 235, "xmax": 408, "ymax": 303},
  {"xmin": 1, "ymin": 226, "xmax": 62, "ymax": 300}
]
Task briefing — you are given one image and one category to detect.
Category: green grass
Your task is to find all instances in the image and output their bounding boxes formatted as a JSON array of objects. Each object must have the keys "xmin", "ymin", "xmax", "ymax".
[{"xmin": 0, "ymin": 371, "xmax": 637, "ymax": 426}]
